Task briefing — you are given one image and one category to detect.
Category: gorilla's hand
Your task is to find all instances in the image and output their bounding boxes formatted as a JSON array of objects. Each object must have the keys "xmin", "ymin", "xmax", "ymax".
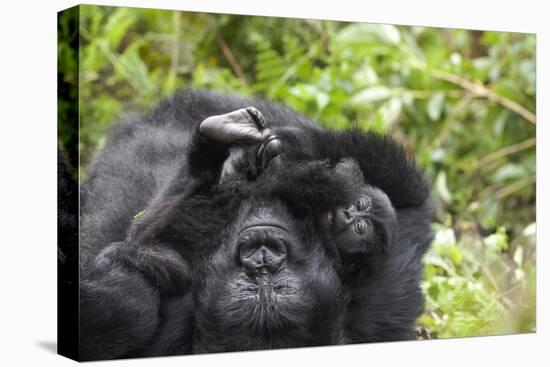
[
  {"xmin": 189, "ymin": 107, "xmax": 282, "ymax": 186},
  {"xmin": 199, "ymin": 106, "xmax": 271, "ymax": 144}
]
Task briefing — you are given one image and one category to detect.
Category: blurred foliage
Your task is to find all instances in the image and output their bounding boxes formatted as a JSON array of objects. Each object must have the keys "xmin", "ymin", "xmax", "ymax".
[
  {"xmin": 58, "ymin": 5, "xmax": 536, "ymax": 339},
  {"xmin": 57, "ymin": 6, "xmax": 79, "ymax": 169}
]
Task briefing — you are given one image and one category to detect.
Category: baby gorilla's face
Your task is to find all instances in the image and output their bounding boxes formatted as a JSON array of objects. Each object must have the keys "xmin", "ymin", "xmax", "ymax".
[{"xmin": 324, "ymin": 185, "xmax": 396, "ymax": 273}]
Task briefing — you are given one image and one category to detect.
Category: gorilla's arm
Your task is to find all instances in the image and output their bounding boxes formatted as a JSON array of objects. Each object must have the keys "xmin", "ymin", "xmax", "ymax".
[
  {"xmin": 79, "ymin": 241, "xmax": 192, "ymax": 360},
  {"xmin": 79, "ymin": 109, "xmax": 265, "ymax": 359}
]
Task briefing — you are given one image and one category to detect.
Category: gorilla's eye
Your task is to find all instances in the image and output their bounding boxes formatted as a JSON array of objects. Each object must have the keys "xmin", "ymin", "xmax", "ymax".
[
  {"xmin": 354, "ymin": 220, "xmax": 365, "ymax": 234},
  {"xmin": 356, "ymin": 196, "xmax": 372, "ymax": 212}
]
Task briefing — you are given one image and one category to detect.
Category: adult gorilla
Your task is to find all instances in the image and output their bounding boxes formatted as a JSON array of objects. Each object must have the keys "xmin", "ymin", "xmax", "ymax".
[{"xmin": 78, "ymin": 90, "xmax": 434, "ymax": 360}]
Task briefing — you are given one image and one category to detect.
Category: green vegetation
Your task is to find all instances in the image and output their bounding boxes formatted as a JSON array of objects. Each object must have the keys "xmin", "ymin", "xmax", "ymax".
[{"xmin": 58, "ymin": 5, "xmax": 536, "ymax": 338}]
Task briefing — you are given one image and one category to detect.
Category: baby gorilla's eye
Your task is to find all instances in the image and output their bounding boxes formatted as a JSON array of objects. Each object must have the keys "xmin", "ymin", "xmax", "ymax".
[
  {"xmin": 356, "ymin": 196, "xmax": 372, "ymax": 212},
  {"xmin": 354, "ymin": 220, "xmax": 365, "ymax": 234}
]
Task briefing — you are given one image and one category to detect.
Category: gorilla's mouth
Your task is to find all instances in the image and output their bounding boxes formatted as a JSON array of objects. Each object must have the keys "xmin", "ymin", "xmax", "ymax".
[{"xmin": 238, "ymin": 273, "xmax": 294, "ymax": 297}]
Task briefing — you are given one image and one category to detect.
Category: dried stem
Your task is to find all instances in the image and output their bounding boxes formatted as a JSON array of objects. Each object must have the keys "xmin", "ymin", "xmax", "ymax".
[
  {"xmin": 477, "ymin": 138, "xmax": 536, "ymax": 169},
  {"xmin": 433, "ymin": 94, "xmax": 473, "ymax": 148},
  {"xmin": 216, "ymin": 35, "xmax": 247, "ymax": 84},
  {"xmin": 495, "ymin": 175, "xmax": 536, "ymax": 199},
  {"xmin": 430, "ymin": 69, "xmax": 536, "ymax": 125}
]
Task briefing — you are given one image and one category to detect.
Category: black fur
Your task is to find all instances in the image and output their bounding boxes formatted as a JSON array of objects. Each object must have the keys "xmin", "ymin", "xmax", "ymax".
[{"xmin": 78, "ymin": 90, "xmax": 434, "ymax": 360}]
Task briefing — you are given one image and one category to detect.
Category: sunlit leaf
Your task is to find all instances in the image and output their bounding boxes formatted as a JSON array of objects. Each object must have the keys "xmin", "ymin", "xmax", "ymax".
[
  {"xmin": 427, "ymin": 91, "xmax": 445, "ymax": 121},
  {"xmin": 336, "ymin": 23, "xmax": 401, "ymax": 45},
  {"xmin": 351, "ymin": 86, "xmax": 393, "ymax": 105},
  {"xmin": 435, "ymin": 171, "xmax": 452, "ymax": 204}
]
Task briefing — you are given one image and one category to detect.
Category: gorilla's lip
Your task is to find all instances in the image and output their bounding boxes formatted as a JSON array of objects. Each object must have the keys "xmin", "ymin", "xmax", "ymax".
[
  {"xmin": 239, "ymin": 223, "xmax": 289, "ymax": 234},
  {"xmin": 237, "ymin": 272, "xmax": 295, "ymax": 298}
]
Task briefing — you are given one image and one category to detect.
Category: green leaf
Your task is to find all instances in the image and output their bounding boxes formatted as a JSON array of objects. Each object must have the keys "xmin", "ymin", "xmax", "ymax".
[
  {"xmin": 104, "ymin": 8, "xmax": 135, "ymax": 49},
  {"xmin": 513, "ymin": 246, "xmax": 523, "ymax": 266},
  {"xmin": 492, "ymin": 163, "xmax": 528, "ymax": 183},
  {"xmin": 336, "ymin": 23, "xmax": 401, "ymax": 45},
  {"xmin": 435, "ymin": 171, "xmax": 452, "ymax": 204},
  {"xmin": 379, "ymin": 97, "xmax": 402, "ymax": 127},
  {"xmin": 351, "ymin": 86, "xmax": 393, "ymax": 105},
  {"xmin": 483, "ymin": 227, "xmax": 509, "ymax": 252},
  {"xmin": 427, "ymin": 92, "xmax": 445, "ymax": 121}
]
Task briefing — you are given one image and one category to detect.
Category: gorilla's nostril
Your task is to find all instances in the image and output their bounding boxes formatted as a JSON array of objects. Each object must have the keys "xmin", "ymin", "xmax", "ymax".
[
  {"xmin": 240, "ymin": 246, "xmax": 286, "ymax": 272},
  {"xmin": 238, "ymin": 229, "xmax": 287, "ymax": 273}
]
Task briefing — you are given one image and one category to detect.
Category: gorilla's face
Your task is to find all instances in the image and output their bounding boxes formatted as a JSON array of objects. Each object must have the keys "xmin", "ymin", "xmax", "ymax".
[{"xmin": 192, "ymin": 197, "xmax": 347, "ymax": 352}]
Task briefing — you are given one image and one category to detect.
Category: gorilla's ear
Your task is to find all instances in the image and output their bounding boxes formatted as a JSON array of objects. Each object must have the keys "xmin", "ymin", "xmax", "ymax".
[{"xmin": 199, "ymin": 107, "xmax": 270, "ymax": 144}]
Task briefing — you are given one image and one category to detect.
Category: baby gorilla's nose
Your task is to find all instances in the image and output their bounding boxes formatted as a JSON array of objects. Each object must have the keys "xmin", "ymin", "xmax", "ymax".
[
  {"xmin": 238, "ymin": 226, "xmax": 288, "ymax": 274},
  {"xmin": 334, "ymin": 206, "xmax": 355, "ymax": 227}
]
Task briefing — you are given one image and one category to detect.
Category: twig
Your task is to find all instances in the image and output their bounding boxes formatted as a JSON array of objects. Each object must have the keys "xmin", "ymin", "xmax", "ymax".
[
  {"xmin": 433, "ymin": 94, "xmax": 473, "ymax": 148},
  {"xmin": 430, "ymin": 69, "xmax": 536, "ymax": 125},
  {"xmin": 216, "ymin": 35, "xmax": 247, "ymax": 84},
  {"xmin": 481, "ymin": 267, "xmax": 501, "ymax": 294},
  {"xmin": 498, "ymin": 283, "xmax": 522, "ymax": 300},
  {"xmin": 495, "ymin": 175, "xmax": 536, "ymax": 199},
  {"xmin": 302, "ymin": 20, "xmax": 331, "ymax": 54},
  {"xmin": 477, "ymin": 138, "xmax": 536, "ymax": 169}
]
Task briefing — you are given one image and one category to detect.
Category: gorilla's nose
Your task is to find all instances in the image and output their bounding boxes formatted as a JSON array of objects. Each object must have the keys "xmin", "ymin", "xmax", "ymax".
[{"xmin": 238, "ymin": 227, "xmax": 287, "ymax": 273}]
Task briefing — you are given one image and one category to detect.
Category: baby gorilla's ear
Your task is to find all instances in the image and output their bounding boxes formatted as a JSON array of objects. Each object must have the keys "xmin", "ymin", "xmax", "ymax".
[{"xmin": 334, "ymin": 158, "xmax": 365, "ymax": 188}]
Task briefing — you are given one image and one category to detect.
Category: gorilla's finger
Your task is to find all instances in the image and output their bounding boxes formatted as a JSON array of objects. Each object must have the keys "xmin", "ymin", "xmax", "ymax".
[
  {"xmin": 257, "ymin": 134, "xmax": 282, "ymax": 170},
  {"xmin": 199, "ymin": 107, "xmax": 270, "ymax": 143},
  {"xmin": 245, "ymin": 106, "xmax": 267, "ymax": 130}
]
